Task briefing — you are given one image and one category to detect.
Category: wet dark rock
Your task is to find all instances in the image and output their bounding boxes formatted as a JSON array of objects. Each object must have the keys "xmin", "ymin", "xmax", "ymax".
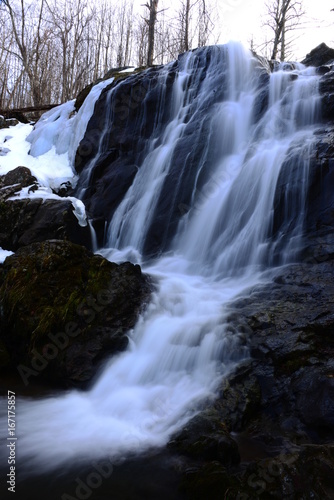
[
  {"xmin": 226, "ymin": 261, "xmax": 334, "ymax": 433},
  {"xmin": 0, "ymin": 167, "xmax": 91, "ymax": 251},
  {"xmin": 73, "ymin": 62, "xmax": 177, "ymax": 253},
  {"xmin": 169, "ymin": 410, "xmax": 240, "ymax": 467},
  {"xmin": 302, "ymin": 43, "xmax": 334, "ymax": 67},
  {"xmin": 0, "ymin": 197, "xmax": 90, "ymax": 251},
  {"xmin": 74, "ymin": 63, "xmax": 173, "ymax": 178},
  {"xmin": 271, "ymin": 126, "xmax": 334, "ymax": 263},
  {"xmin": 319, "ymin": 71, "xmax": 334, "ymax": 122},
  {"xmin": 74, "ymin": 82, "xmax": 94, "ymax": 112},
  {"xmin": 214, "ymin": 367, "xmax": 262, "ymax": 432},
  {"xmin": 0, "ymin": 166, "xmax": 38, "ymax": 192},
  {"xmin": 179, "ymin": 462, "xmax": 240, "ymax": 500},
  {"xmin": 299, "ymin": 45, "xmax": 334, "ymax": 122},
  {"xmin": 317, "ymin": 66, "xmax": 331, "ymax": 75},
  {"xmin": 0, "ymin": 240, "xmax": 152, "ymax": 386}
]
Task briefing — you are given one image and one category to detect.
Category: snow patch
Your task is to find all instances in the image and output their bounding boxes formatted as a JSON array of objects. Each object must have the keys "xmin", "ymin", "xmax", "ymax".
[
  {"xmin": 0, "ymin": 248, "xmax": 14, "ymax": 263},
  {"xmin": 9, "ymin": 185, "xmax": 87, "ymax": 227}
]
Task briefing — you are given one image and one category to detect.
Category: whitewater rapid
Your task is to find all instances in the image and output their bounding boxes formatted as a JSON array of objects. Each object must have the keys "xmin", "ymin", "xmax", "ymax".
[{"xmin": 15, "ymin": 254, "xmax": 257, "ymax": 472}]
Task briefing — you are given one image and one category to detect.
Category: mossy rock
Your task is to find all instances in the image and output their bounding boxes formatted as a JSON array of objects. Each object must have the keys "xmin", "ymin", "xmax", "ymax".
[{"xmin": 0, "ymin": 240, "xmax": 152, "ymax": 387}]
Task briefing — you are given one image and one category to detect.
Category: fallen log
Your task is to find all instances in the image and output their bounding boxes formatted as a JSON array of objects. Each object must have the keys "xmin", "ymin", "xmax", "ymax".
[{"xmin": 0, "ymin": 104, "xmax": 61, "ymax": 123}]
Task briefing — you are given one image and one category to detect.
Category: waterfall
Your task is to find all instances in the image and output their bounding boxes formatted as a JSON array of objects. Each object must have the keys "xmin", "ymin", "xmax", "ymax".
[
  {"xmin": 176, "ymin": 61, "xmax": 320, "ymax": 277},
  {"xmin": 2, "ymin": 43, "xmax": 322, "ymax": 473},
  {"xmin": 103, "ymin": 44, "xmax": 320, "ymax": 271},
  {"xmin": 105, "ymin": 45, "xmax": 258, "ymax": 255}
]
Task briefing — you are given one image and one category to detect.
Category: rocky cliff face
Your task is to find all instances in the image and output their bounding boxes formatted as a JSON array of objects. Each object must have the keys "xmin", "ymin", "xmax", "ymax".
[
  {"xmin": 59, "ymin": 44, "xmax": 334, "ymax": 498},
  {"xmin": 165, "ymin": 45, "xmax": 334, "ymax": 499},
  {"xmin": 1, "ymin": 43, "xmax": 334, "ymax": 499},
  {"xmin": 74, "ymin": 48, "xmax": 271, "ymax": 254},
  {"xmin": 73, "ymin": 64, "xmax": 178, "ymax": 251}
]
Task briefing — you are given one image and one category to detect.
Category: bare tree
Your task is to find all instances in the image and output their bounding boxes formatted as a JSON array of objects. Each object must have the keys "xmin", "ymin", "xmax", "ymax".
[
  {"xmin": 178, "ymin": 0, "xmax": 213, "ymax": 52},
  {"xmin": 1, "ymin": 0, "xmax": 50, "ymax": 106},
  {"xmin": 145, "ymin": 0, "xmax": 159, "ymax": 66},
  {"xmin": 196, "ymin": 0, "xmax": 215, "ymax": 48},
  {"xmin": 0, "ymin": 0, "xmax": 219, "ymax": 109},
  {"xmin": 0, "ymin": 15, "xmax": 12, "ymax": 108},
  {"xmin": 264, "ymin": 0, "xmax": 305, "ymax": 61},
  {"xmin": 180, "ymin": 0, "xmax": 191, "ymax": 52},
  {"xmin": 115, "ymin": 1, "xmax": 133, "ymax": 67},
  {"xmin": 134, "ymin": 14, "xmax": 149, "ymax": 67},
  {"xmin": 45, "ymin": 0, "xmax": 95, "ymax": 102}
]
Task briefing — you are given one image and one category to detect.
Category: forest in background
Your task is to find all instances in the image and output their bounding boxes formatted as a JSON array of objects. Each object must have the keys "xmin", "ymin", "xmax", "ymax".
[
  {"xmin": 0, "ymin": 0, "xmax": 219, "ymax": 109},
  {"xmin": 0, "ymin": 0, "xmax": 310, "ymax": 110}
]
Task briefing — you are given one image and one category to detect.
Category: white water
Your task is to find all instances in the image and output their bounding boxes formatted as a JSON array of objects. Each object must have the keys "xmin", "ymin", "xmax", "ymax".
[
  {"xmin": 16, "ymin": 259, "xmax": 254, "ymax": 471},
  {"xmin": 176, "ymin": 63, "xmax": 320, "ymax": 277},
  {"xmin": 1, "ymin": 43, "xmax": 322, "ymax": 472}
]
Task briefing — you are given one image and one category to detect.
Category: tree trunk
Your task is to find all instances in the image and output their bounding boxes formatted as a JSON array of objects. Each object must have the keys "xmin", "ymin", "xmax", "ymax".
[
  {"xmin": 280, "ymin": 19, "xmax": 286, "ymax": 61},
  {"xmin": 184, "ymin": 0, "xmax": 190, "ymax": 52},
  {"xmin": 147, "ymin": 0, "xmax": 159, "ymax": 66}
]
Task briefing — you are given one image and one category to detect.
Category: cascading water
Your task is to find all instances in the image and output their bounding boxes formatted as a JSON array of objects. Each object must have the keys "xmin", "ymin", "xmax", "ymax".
[
  {"xmin": 176, "ymin": 59, "xmax": 320, "ymax": 277},
  {"xmin": 1, "ymin": 43, "xmax": 322, "ymax": 473}
]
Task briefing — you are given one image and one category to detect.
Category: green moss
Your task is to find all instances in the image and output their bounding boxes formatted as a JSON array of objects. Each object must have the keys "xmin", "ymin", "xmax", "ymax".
[{"xmin": 0, "ymin": 241, "xmax": 117, "ymax": 347}]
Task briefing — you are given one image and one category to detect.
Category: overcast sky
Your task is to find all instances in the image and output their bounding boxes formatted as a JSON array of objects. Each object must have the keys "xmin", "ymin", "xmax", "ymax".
[{"xmin": 216, "ymin": 0, "xmax": 333, "ymax": 60}]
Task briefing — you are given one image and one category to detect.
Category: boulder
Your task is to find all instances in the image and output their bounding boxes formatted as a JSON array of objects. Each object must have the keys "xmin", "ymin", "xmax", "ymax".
[
  {"xmin": 0, "ymin": 240, "xmax": 152, "ymax": 386},
  {"xmin": 0, "ymin": 167, "xmax": 91, "ymax": 251},
  {"xmin": 302, "ymin": 43, "xmax": 334, "ymax": 67},
  {"xmin": 0, "ymin": 115, "xmax": 19, "ymax": 129},
  {"xmin": 0, "ymin": 166, "xmax": 38, "ymax": 193}
]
